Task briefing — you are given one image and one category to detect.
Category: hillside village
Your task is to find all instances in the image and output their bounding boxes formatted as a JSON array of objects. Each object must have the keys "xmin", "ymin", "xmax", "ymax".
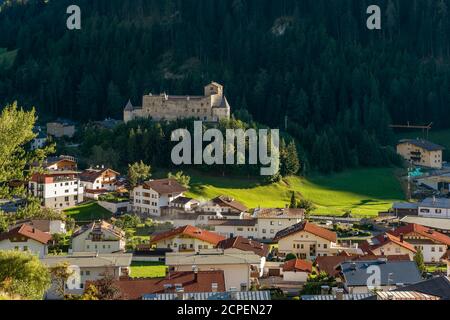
[{"xmin": 1, "ymin": 95, "xmax": 450, "ymax": 301}]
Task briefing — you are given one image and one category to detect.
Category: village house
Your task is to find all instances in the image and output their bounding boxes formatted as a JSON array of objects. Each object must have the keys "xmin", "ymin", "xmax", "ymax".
[
  {"xmin": 169, "ymin": 196, "xmax": 200, "ymax": 212},
  {"xmin": 197, "ymin": 195, "xmax": 248, "ymax": 215},
  {"xmin": 388, "ymin": 223, "xmax": 450, "ymax": 263},
  {"xmin": 0, "ymin": 224, "xmax": 51, "ymax": 258},
  {"xmin": 79, "ymin": 167, "xmax": 120, "ymax": 199},
  {"xmin": 418, "ymin": 197, "xmax": 450, "ymax": 219},
  {"xmin": 165, "ymin": 249, "xmax": 261, "ymax": 291},
  {"xmin": 132, "ymin": 178, "xmax": 187, "ymax": 217},
  {"xmin": 397, "ymin": 139, "xmax": 444, "ymax": 169},
  {"xmin": 71, "ymin": 221, "xmax": 126, "ymax": 254},
  {"xmin": 217, "ymin": 236, "xmax": 269, "ymax": 277},
  {"xmin": 41, "ymin": 252, "xmax": 132, "ymax": 298},
  {"xmin": 150, "ymin": 225, "xmax": 225, "ymax": 252},
  {"xmin": 11, "ymin": 219, "xmax": 66, "ymax": 235},
  {"xmin": 124, "ymin": 82, "xmax": 231, "ymax": 123},
  {"xmin": 112, "ymin": 270, "xmax": 226, "ymax": 300},
  {"xmin": 210, "ymin": 219, "xmax": 259, "ymax": 239},
  {"xmin": 30, "ymin": 127, "xmax": 47, "ymax": 151},
  {"xmin": 254, "ymin": 208, "xmax": 304, "ymax": 240},
  {"xmin": 360, "ymin": 233, "xmax": 417, "ymax": 260},
  {"xmin": 281, "ymin": 259, "xmax": 313, "ymax": 282},
  {"xmin": 315, "ymin": 252, "xmax": 411, "ymax": 277},
  {"xmin": 341, "ymin": 260, "xmax": 422, "ymax": 294},
  {"xmin": 274, "ymin": 221, "xmax": 348, "ymax": 260},
  {"xmin": 28, "ymin": 170, "xmax": 84, "ymax": 210},
  {"xmin": 41, "ymin": 155, "xmax": 78, "ymax": 171},
  {"xmin": 46, "ymin": 119, "xmax": 76, "ymax": 138}
]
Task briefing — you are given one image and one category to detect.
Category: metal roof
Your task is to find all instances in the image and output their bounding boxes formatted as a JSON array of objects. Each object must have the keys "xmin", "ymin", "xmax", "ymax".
[
  {"xmin": 301, "ymin": 293, "xmax": 373, "ymax": 301},
  {"xmin": 142, "ymin": 290, "xmax": 271, "ymax": 300},
  {"xmin": 341, "ymin": 260, "xmax": 422, "ymax": 287},
  {"xmin": 398, "ymin": 139, "xmax": 445, "ymax": 151},
  {"xmin": 401, "ymin": 216, "xmax": 450, "ymax": 231}
]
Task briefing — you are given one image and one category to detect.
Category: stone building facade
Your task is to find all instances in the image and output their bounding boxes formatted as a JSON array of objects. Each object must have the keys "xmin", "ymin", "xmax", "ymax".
[{"xmin": 124, "ymin": 82, "xmax": 231, "ymax": 123}]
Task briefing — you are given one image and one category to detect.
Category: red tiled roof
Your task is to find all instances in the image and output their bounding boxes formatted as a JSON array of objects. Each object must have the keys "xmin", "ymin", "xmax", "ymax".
[
  {"xmin": 274, "ymin": 221, "xmax": 337, "ymax": 242},
  {"xmin": 389, "ymin": 223, "xmax": 450, "ymax": 246},
  {"xmin": 315, "ymin": 254, "xmax": 411, "ymax": 277},
  {"xmin": 151, "ymin": 225, "xmax": 225, "ymax": 245},
  {"xmin": 0, "ymin": 224, "xmax": 52, "ymax": 244},
  {"xmin": 217, "ymin": 236, "xmax": 269, "ymax": 257},
  {"xmin": 360, "ymin": 233, "xmax": 417, "ymax": 254},
  {"xmin": 143, "ymin": 179, "xmax": 187, "ymax": 194},
  {"xmin": 283, "ymin": 259, "xmax": 313, "ymax": 272},
  {"xmin": 111, "ymin": 271, "xmax": 226, "ymax": 300}
]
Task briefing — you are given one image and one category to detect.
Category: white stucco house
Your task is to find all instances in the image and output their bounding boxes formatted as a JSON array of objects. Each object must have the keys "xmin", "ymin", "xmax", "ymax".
[
  {"xmin": 281, "ymin": 259, "xmax": 312, "ymax": 282},
  {"xmin": 0, "ymin": 224, "xmax": 51, "ymax": 258},
  {"xmin": 71, "ymin": 221, "xmax": 126, "ymax": 254}
]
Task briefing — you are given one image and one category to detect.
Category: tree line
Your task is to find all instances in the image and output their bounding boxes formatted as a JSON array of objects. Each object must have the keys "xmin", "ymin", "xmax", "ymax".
[{"xmin": 0, "ymin": 0, "xmax": 448, "ymax": 173}]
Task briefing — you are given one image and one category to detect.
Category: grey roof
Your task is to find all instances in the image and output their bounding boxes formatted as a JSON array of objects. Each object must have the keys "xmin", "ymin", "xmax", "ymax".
[
  {"xmin": 209, "ymin": 219, "xmax": 257, "ymax": 227},
  {"xmin": 40, "ymin": 253, "xmax": 132, "ymax": 268},
  {"xmin": 398, "ymin": 139, "xmax": 445, "ymax": 151},
  {"xmin": 393, "ymin": 276, "xmax": 450, "ymax": 300},
  {"xmin": 392, "ymin": 202, "xmax": 419, "ymax": 210},
  {"xmin": 143, "ymin": 290, "xmax": 271, "ymax": 301},
  {"xmin": 302, "ymin": 293, "xmax": 373, "ymax": 301},
  {"xmin": 341, "ymin": 260, "xmax": 422, "ymax": 287},
  {"xmin": 124, "ymin": 99, "xmax": 134, "ymax": 111},
  {"xmin": 401, "ymin": 216, "xmax": 450, "ymax": 231},
  {"xmin": 166, "ymin": 250, "xmax": 261, "ymax": 266},
  {"xmin": 171, "ymin": 197, "xmax": 198, "ymax": 205},
  {"xmin": 420, "ymin": 197, "xmax": 450, "ymax": 209}
]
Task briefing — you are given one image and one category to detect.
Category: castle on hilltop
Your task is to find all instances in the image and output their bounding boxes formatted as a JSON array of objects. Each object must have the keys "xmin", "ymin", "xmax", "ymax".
[{"xmin": 123, "ymin": 82, "xmax": 231, "ymax": 123}]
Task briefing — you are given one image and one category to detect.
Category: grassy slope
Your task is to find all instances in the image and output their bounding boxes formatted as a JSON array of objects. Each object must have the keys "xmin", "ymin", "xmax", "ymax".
[
  {"xmin": 64, "ymin": 201, "xmax": 112, "ymax": 222},
  {"xmin": 186, "ymin": 168, "xmax": 405, "ymax": 217}
]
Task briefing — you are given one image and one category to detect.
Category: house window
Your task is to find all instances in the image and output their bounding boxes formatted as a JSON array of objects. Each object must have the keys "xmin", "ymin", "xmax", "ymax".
[
  {"xmin": 323, "ymin": 244, "xmax": 328, "ymax": 249},
  {"xmin": 431, "ymin": 247, "xmax": 435, "ymax": 252},
  {"xmin": 23, "ymin": 246, "xmax": 28, "ymax": 251}
]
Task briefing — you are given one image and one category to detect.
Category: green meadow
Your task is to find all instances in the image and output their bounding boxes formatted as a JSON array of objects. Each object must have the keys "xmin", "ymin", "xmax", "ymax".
[{"xmin": 186, "ymin": 168, "xmax": 405, "ymax": 217}]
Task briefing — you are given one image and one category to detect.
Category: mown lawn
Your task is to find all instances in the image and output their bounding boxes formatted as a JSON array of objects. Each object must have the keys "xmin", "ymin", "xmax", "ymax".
[
  {"xmin": 64, "ymin": 201, "xmax": 112, "ymax": 222},
  {"xmin": 130, "ymin": 261, "xmax": 167, "ymax": 278},
  {"xmin": 186, "ymin": 167, "xmax": 405, "ymax": 217}
]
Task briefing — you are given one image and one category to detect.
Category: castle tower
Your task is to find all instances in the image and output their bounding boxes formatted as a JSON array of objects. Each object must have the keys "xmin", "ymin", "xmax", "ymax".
[
  {"xmin": 123, "ymin": 99, "xmax": 134, "ymax": 123},
  {"xmin": 204, "ymin": 82, "xmax": 223, "ymax": 97}
]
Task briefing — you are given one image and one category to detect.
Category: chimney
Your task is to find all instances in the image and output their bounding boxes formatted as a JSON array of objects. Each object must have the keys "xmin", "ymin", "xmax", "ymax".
[
  {"xmin": 176, "ymin": 287, "xmax": 184, "ymax": 300},
  {"xmin": 321, "ymin": 285, "xmax": 330, "ymax": 295},
  {"xmin": 211, "ymin": 283, "xmax": 218, "ymax": 293},
  {"xmin": 163, "ymin": 284, "xmax": 172, "ymax": 293},
  {"xmin": 192, "ymin": 265, "xmax": 198, "ymax": 282},
  {"xmin": 335, "ymin": 289, "xmax": 344, "ymax": 301},
  {"xmin": 399, "ymin": 234, "xmax": 404, "ymax": 243}
]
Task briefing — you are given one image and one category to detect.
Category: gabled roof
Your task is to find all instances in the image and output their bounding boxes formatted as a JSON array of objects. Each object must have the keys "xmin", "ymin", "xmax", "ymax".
[
  {"xmin": 212, "ymin": 196, "xmax": 248, "ymax": 212},
  {"xmin": 0, "ymin": 224, "xmax": 52, "ymax": 244},
  {"xmin": 274, "ymin": 221, "xmax": 337, "ymax": 242},
  {"xmin": 256, "ymin": 208, "xmax": 305, "ymax": 219},
  {"xmin": 170, "ymin": 196, "xmax": 198, "ymax": 205},
  {"xmin": 360, "ymin": 233, "xmax": 417, "ymax": 254},
  {"xmin": 398, "ymin": 139, "xmax": 444, "ymax": 151},
  {"xmin": 341, "ymin": 260, "xmax": 422, "ymax": 287},
  {"xmin": 72, "ymin": 220, "xmax": 125, "ymax": 240},
  {"xmin": 151, "ymin": 225, "xmax": 225, "ymax": 245},
  {"xmin": 389, "ymin": 223, "xmax": 450, "ymax": 246},
  {"xmin": 143, "ymin": 179, "xmax": 187, "ymax": 194},
  {"xmin": 217, "ymin": 236, "xmax": 269, "ymax": 257},
  {"xmin": 111, "ymin": 271, "xmax": 226, "ymax": 300},
  {"xmin": 79, "ymin": 168, "xmax": 120, "ymax": 183},
  {"xmin": 283, "ymin": 259, "xmax": 312, "ymax": 273},
  {"xmin": 315, "ymin": 254, "xmax": 411, "ymax": 277},
  {"xmin": 393, "ymin": 276, "xmax": 450, "ymax": 300}
]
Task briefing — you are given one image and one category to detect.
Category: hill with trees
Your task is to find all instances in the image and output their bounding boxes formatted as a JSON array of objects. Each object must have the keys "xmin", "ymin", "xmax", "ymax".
[{"xmin": 0, "ymin": 0, "xmax": 449, "ymax": 173}]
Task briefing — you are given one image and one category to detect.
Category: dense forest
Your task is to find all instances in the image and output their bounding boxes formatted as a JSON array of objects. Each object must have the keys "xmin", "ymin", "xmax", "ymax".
[{"xmin": 0, "ymin": 0, "xmax": 449, "ymax": 174}]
